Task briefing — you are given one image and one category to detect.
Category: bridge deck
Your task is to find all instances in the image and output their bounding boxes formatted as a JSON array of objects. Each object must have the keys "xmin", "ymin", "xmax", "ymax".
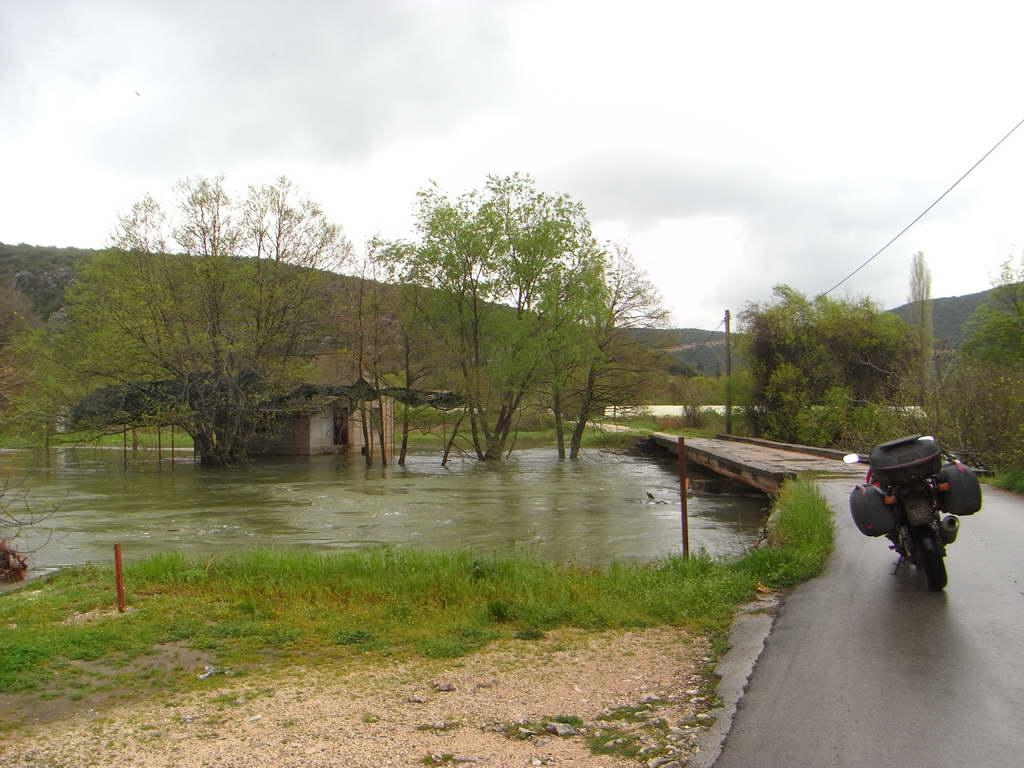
[{"xmin": 649, "ymin": 433, "xmax": 863, "ymax": 494}]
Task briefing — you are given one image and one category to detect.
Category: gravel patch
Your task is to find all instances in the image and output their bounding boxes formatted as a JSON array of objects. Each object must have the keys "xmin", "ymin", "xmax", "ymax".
[{"xmin": 3, "ymin": 627, "xmax": 712, "ymax": 768}]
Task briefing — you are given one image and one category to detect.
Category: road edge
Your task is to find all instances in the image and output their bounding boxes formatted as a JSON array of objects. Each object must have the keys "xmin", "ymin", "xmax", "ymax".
[{"xmin": 687, "ymin": 592, "xmax": 782, "ymax": 768}]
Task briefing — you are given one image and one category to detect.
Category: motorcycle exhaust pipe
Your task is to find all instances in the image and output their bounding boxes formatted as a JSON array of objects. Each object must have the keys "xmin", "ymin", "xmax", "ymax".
[{"xmin": 940, "ymin": 515, "xmax": 959, "ymax": 545}]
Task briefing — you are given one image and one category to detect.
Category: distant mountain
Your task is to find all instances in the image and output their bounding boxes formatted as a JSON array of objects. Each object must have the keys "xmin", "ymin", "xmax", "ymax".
[
  {"xmin": 628, "ymin": 327, "xmax": 734, "ymax": 376},
  {"xmin": 3, "ymin": 240, "xmax": 1006, "ymax": 359},
  {"xmin": 0, "ymin": 241, "xmax": 96, "ymax": 319},
  {"xmin": 889, "ymin": 286, "xmax": 1001, "ymax": 349}
]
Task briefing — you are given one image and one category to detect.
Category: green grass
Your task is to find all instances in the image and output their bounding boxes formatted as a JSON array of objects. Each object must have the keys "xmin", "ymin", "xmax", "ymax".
[
  {"xmin": 988, "ymin": 468, "xmax": 1024, "ymax": 495},
  {"xmin": 0, "ymin": 479, "xmax": 832, "ymax": 717},
  {"xmin": 0, "ymin": 427, "xmax": 194, "ymax": 450}
]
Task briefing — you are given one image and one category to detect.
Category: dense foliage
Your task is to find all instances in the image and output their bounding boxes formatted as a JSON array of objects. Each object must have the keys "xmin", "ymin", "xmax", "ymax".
[
  {"xmin": 742, "ymin": 285, "xmax": 920, "ymax": 447},
  {"xmin": 382, "ymin": 174, "xmax": 666, "ymax": 460},
  {"xmin": 12, "ymin": 177, "xmax": 350, "ymax": 466}
]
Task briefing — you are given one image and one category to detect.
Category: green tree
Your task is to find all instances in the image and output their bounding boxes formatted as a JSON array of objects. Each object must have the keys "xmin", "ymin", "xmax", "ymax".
[
  {"xmin": 39, "ymin": 176, "xmax": 349, "ymax": 466},
  {"xmin": 742, "ymin": 285, "xmax": 919, "ymax": 446},
  {"xmin": 389, "ymin": 173, "xmax": 604, "ymax": 461},
  {"xmin": 564, "ymin": 246, "xmax": 667, "ymax": 458},
  {"xmin": 965, "ymin": 253, "xmax": 1024, "ymax": 367},
  {"xmin": 907, "ymin": 251, "xmax": 934, "ymax": 390}
]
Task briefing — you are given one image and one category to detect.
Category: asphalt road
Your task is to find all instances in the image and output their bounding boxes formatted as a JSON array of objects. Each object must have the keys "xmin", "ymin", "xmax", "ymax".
[{"xmin": 714, "ymin": 479, "xmax": 1024, "ymax": 768}]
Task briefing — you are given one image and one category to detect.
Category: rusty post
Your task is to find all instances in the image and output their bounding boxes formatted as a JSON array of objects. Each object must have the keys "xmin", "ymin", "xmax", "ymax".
[
  {"xmin": 678, "ymin": 436, "xmax": 690, "ymax": 558},
  {"xmin": 122, "ymin": 429, "xmax": 128, "ymax": 469},
  {"xmin": 114, "ymin": 543, "xmax": 126, "ymax": 613},
  {"xmin": 170, "ymin": 425, "xmax": 175, "ymax": 468},
  {"xmin": 157, "ymin": 426, "xmax": 162, "ymax": 469}
]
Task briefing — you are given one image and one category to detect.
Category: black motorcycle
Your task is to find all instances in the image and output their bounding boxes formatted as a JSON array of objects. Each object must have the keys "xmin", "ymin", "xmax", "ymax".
[{"xmin": 846, "ymin": 435, "xmax": 982, "ymax": 591}]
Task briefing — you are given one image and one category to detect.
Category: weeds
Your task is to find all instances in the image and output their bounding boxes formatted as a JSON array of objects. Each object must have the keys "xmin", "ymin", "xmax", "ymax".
[{"xmin": 989, "ymin": 467, "xmax": 1024, "ymax": 495}]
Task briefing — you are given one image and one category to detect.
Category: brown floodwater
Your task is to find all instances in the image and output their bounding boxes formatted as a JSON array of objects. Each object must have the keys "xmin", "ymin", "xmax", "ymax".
[{"xmin": 0, "ymin": 445, "xmax": 768, "ymax": 578}]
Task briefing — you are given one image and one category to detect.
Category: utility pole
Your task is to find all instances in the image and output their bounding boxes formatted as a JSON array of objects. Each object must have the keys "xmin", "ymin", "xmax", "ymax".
[{"xmin": 725, "ymin": 309, "xmax": 733, "ymax": 434}]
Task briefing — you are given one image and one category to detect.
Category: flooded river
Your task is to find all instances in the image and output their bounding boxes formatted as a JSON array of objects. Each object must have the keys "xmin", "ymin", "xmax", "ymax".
[{"xmin": 1, "ymin": 446, "xmax": 768, "ymax": 576}]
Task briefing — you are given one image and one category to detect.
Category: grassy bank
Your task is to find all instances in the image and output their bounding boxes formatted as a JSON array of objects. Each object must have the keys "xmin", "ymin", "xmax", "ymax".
[
  {"xmin": 403, "ymin": 425, "xmax": 650, "ymax": 453},
  {"xmin": 0, "ymin": 479, "xmax": 832, "ymax": 723},
  {"xmin": 0, "ymin": 427, "xmax": 194, "ymax": 450},
  {"xmin": 989, "ymin": 468, "xmax": 1024, "ymax": 495}
]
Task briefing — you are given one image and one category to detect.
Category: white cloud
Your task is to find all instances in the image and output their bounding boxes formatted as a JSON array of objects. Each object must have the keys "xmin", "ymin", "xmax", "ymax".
[{"xmin": 2, "ymin": 0, "xmax": 1023, "ymax": 325}]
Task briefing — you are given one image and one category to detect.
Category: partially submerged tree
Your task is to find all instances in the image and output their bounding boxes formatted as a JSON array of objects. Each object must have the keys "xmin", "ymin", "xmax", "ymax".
[
  {"xmin": 563, "ymin": 246, "xmax": 667, "ymax": 458},
  {"xmin": 388, "ymin": 174, "xmax": 607, "ymax": 461},
  {"xmin": 46, "ymin": 176, "xmax": 350, "ymax": 466}
]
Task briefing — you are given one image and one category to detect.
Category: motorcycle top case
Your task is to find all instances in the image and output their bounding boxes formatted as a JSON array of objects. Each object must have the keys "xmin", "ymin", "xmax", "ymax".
[
  {"xmin": 939, "ymin": 461, "xmax": 982, "ymax": 516},
  {"xmin": 868, "ymin": 435, "xmax": 940, "ymax": 487},
  {"xmin": 849, "ymin": 483, "xmax": 897, "ymax": 536}
]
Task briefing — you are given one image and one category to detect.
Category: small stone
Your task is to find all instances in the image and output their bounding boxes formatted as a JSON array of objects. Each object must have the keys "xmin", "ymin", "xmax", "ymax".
[
  {"xmin": 696, "ymin": 713, "xmax": 713, "ymax": 720},
  {"xmin": 246, "ymin": 715, "xmax": 263, "ymax": 722},
  {"xmin": 531, "ymin": 761, "xmax": 543, "ymax": 767},
  {"xmin": 659, "ymin": 763, "xmax": 682, "ymax": 768},
  {"xmin": 669, "ymin": 727, "xmax": 700, "ymax": 737},
  {"xmin": 518, "ymin": 727, "xmax": 538, "ymax": 737},
  {"xmin": 431, "ymin": 754, "xmax": 445, "ymax": 764},
  {"xmin": 179, "ymin": 714, "xmax": 195, "ymax": 724},
  {"xmin": 607, "ymin": 738, "xmax": 627, "ymax": 746},
  {"xmin": 686, "ymin": 688, "xmax": 699, "ymax": 695},
  {"xmin": 476, "ymin": 680, "xmax": 496, "ymax": 688},
  {"xmin": 434, "ymin": 682, "xmax": 456, "ymax": 692},
  {"xmin": 407, "ymin": 696, "xmax": 427, "ymax": 704},
  {"xmin": 534, "ymin": 737, "xmax": 552, "ymax": 746},
  {"xmin": 639, "ymin": 694, "xmax": 660, "ymax": 704},
  {"xmin": 639, "ymin": 745, "xmax": 660, "ymax": 756},
  {"xmin": 690, "ymin": 696, "xmax": 707, "ymax": 704},
  {"xmin": 452, "ymin": 758, "xmax": 478, "ymax": 764},
  {"xmin": 545, "ymin": 722, "xmax": 577, "ymax": 737},
  {"xmin": 647, "ymin": 758, "xmax": 674, "ymax": 768}
]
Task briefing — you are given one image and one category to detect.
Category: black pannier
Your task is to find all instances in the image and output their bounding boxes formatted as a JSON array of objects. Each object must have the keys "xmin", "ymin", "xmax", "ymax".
[
  {"xmin": 868, "ymin": 435, "xmax": 940, "ymax": 487},
  {"xmin": 939, "ymin": 462, "xmax": 982, "ymax": 516},
  {"xmin": 850, "ymin": 483, "xmax": 897, "ymax": 536}
]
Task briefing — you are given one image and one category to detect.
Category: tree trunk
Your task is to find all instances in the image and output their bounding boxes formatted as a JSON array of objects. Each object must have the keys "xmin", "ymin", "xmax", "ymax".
[
  {"xmin": 376, "ymin": 394, "xmax": 388, "ymax": 466},
  {"xmin": 569, "ymin": 371, "xmax": 596, "ymax": 459},
  {"xmin": 552, "ymin": 390, "xmax": 565, "ymax": 460},
  {"xmin": 442, "ymin": 411, "xmax": 466, "ymax": 466},
  {"xmin": 398, "ymin": 404, "xmax": 410, "ymax": 466},
  {"xmin": 359, "ymin": 401, "xmax": 372, "ymax": 467}
]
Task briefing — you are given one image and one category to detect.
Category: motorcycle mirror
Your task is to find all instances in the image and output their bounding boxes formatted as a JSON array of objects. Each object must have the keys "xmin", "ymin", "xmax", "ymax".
[{"xmin": 842, "ymin": 453, "xmax": 861, "ymax": 464}]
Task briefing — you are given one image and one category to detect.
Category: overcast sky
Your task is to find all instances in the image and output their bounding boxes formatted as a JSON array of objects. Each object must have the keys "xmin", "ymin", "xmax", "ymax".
[{"xmin": 3, "ymin": 0, "xmax": 1023, "ymax": 326}]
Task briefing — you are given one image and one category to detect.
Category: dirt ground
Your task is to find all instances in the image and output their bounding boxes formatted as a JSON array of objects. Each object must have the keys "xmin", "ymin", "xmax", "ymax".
[{"xmin": 2, "ymin": 627, "xmax": 716, "ymax": 768}]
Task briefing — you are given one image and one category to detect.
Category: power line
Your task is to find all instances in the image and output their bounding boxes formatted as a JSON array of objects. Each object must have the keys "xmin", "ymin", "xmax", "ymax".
[
  {"xmin": 817, "ymin": 113, "xmax": 1024, "ymax": 299},
  {"xmin": 679, "ymin": 320, "xmax": 726, "ymax": 367}
]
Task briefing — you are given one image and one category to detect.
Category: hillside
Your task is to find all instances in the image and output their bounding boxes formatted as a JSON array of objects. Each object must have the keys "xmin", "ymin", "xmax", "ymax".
[
  {"xmin": 628, "ymin": 327, "xmax": 733, "ymax": 376},
  {"xmin": 2, "ymin": 240, "xmax": 1007, "ymax": 360},
  {"xmin": 888, "ymin": 286, "xmax": 999, "ymax": 349},
  {"xmin": 0, "ymin": 242, "xmax": 93, "ymax": 319}
]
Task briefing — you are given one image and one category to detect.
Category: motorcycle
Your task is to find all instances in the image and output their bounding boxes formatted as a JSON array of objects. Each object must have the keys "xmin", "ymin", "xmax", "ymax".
[{"xmin": 844, "ymin": 435, "xmax": 982, "ymax": 591}]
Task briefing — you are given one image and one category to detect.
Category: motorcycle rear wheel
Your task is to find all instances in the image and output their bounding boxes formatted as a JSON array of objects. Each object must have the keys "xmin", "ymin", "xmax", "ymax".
[
  {"xmin": 908, "ymin": 524, "xmax": 948, "ymax": 591},
  {"xmin": 921, "ymin": 551, "xmax": 947, "ymax": 591}
]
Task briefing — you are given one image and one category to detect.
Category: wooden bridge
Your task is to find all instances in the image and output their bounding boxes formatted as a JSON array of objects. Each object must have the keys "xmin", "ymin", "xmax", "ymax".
[{"xmin": 649, "ymin": 433, "xmax": 864, "ymax": 494}]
